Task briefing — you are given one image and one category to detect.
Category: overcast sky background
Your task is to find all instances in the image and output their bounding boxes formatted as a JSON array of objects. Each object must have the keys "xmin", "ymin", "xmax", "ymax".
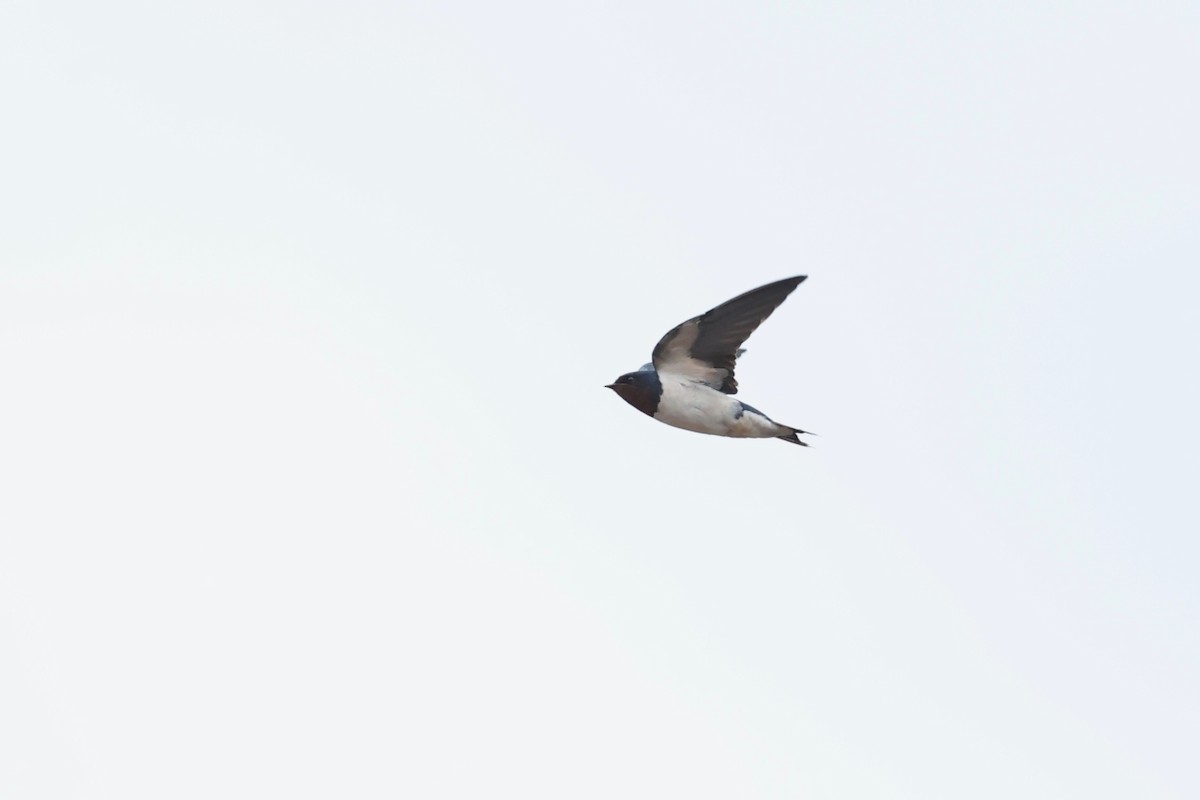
[{"xmin": 2, "ymin": 2, "xmax": 1198, "ymax": 798}]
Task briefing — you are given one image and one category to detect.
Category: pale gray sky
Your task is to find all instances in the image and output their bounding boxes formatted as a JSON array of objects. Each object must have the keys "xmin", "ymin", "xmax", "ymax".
[{"xmin": 2, "ymin": 2, "xmax": 1198, "ymax": 798}]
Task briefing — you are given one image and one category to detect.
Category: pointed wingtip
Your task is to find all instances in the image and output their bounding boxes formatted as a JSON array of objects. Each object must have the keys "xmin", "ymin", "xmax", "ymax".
[
  {"xmin": 771, "ymin": 275, "xmax": 805, "ymax": 289},
  {"xmin": 780, "ymin": 275, "xmax": 807, "ymax": 294}
]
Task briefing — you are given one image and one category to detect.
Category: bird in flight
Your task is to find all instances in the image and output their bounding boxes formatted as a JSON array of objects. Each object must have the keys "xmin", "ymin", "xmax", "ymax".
[{"xmin": 606, "ymin": 275, "xmax": 812, "ymax": 446}]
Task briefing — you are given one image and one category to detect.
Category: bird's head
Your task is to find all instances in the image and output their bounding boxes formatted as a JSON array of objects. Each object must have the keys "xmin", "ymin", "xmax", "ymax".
[{"xmin": 605, "ymin": 370, "xmax": 661, "ymax": 417}]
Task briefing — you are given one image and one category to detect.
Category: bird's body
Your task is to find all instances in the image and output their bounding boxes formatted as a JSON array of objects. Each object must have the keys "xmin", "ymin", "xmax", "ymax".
[
  {"xmin": 656, "ymin": 377, "xmax": 792, "ymax": 439},
  {"xmin": 607, "ymin": 276, "xmax": 811, "ymax": 446}
]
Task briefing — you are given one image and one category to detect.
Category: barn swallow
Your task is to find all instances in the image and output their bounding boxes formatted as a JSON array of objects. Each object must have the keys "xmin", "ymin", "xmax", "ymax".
[{"xmin": 606, "ymin": 276, "xmax": 811, "ymax": 445}]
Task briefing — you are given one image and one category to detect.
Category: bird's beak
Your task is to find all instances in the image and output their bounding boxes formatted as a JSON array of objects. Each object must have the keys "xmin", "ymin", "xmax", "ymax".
[{"xmin": 604, "ymin": 383, "xmax": 617, "ymax": 390}]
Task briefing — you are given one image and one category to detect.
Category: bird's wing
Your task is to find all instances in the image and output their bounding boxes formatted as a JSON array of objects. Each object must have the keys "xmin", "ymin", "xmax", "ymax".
[{"xmin": 651, "ymin": 276, "xmax": 805, "ymax": 394}]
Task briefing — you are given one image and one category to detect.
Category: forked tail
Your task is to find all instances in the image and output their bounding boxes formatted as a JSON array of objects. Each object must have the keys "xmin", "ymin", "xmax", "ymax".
[{"xmin": 776, "ymin": 426, "xmax": 813, "ymax": 447}]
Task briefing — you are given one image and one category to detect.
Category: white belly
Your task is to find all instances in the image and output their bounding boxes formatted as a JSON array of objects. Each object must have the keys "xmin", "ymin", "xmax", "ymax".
[{"xmin": 654, "ymin": 376, "xmax": 783, "ymax": 438}]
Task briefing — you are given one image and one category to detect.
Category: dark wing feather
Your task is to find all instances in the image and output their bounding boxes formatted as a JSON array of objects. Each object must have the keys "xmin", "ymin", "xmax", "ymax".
[{"xmin": 651, "ymin": 276, "xmax": 805, "ymax": 394}]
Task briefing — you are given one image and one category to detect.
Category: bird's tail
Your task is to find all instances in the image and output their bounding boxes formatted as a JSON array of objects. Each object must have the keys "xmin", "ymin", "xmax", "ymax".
[{"xmin": 776, "ymin": 426, "xmax": 813, "ymax": 446}]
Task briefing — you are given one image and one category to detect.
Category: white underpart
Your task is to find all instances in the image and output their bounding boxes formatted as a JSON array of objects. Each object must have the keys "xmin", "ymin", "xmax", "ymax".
[{"xmin": 654, "ymin": 373, "xmax": 787, "ymax": 439}]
